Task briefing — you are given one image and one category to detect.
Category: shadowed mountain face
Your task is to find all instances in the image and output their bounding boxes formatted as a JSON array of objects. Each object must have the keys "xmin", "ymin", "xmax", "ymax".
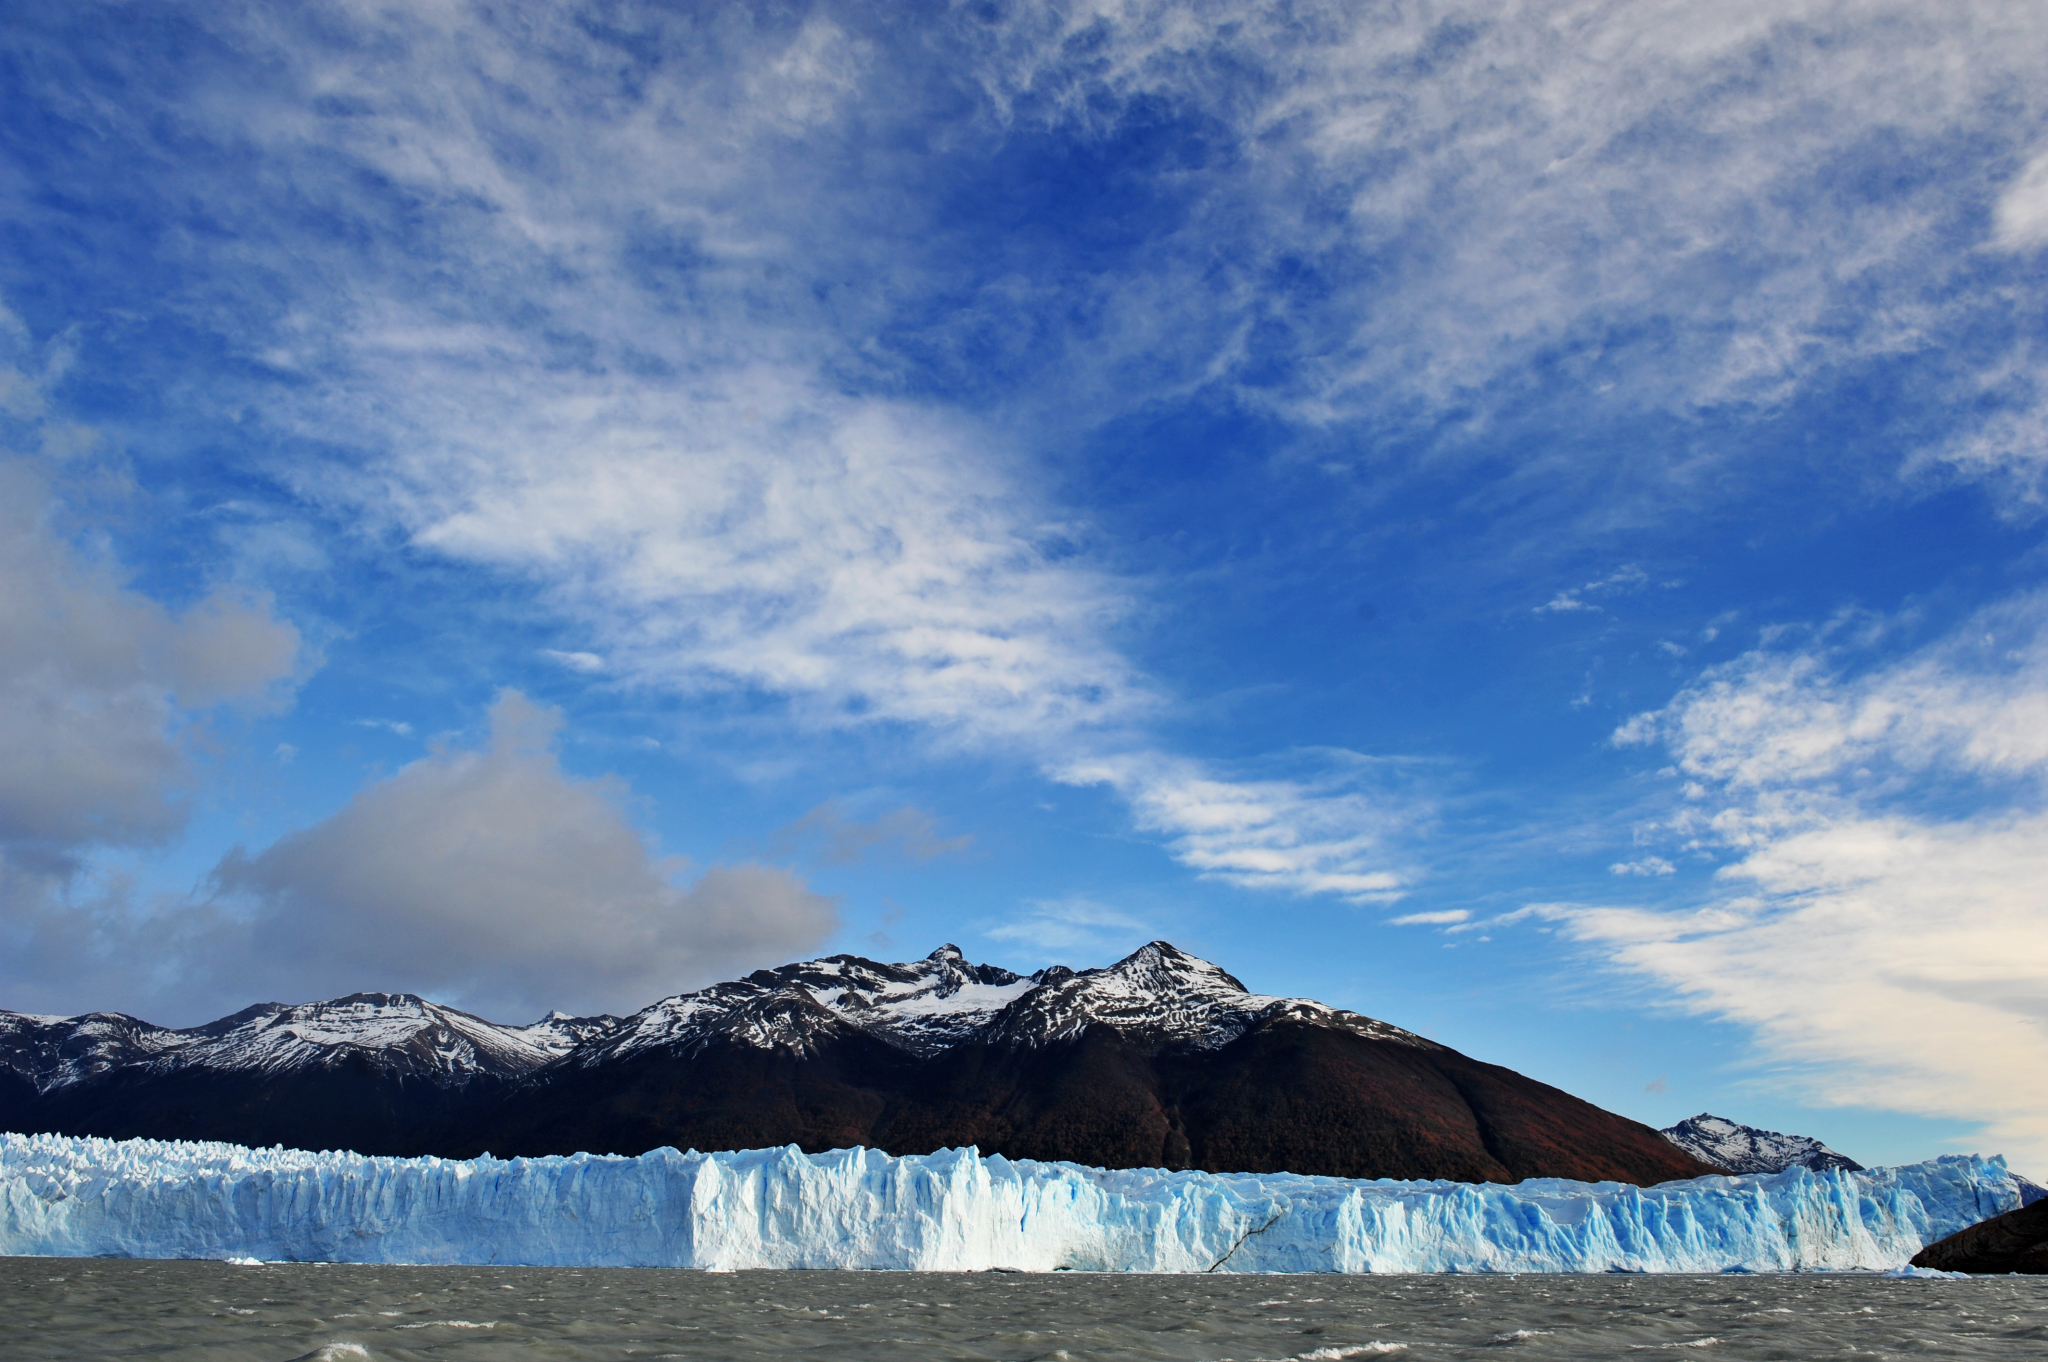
[{"xmin": 1, "ymin": 943, "xmax": 1717, "ymax": 1185}]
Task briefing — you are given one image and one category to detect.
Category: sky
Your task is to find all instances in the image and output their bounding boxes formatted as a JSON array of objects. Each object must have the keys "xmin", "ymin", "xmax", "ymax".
[{"xmin": 2, "ymin": 0, "xmax": 2046, "ymax": 1175}]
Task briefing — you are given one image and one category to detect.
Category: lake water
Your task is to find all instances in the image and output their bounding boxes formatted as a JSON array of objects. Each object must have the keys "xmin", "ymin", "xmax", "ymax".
[{"xmin": 4, "ymin": 1258, "xmax": 2044, "ymax": 1360}]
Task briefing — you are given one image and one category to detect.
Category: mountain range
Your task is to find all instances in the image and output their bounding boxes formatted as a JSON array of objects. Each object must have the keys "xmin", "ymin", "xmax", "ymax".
[{"xmin": 1, "ymin": 941, "xmax": 1719, "ymax": 1185}]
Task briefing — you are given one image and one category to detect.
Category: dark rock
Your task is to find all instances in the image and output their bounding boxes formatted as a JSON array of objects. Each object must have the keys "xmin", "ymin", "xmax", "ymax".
[{"xmin": 1910, "ymin": 1199, "xmax": 2048, "ymax": 1274}]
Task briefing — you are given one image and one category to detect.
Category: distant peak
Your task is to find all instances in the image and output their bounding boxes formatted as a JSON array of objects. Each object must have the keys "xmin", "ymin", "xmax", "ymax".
[
  {"xmin": 321, "ymin": 991, "xmax": 429, "ymax": 1008},
  {"xmin": 927, "ymin": 944, "xmax": 965, "ymax": 961},
  {"xmin": 1661, "ymin": 1112, "xmax": 1863, "ymax": 1175},
  {"xmin": 1108, "ymin": 941, "xmax": 1248, "ymax": 992}
]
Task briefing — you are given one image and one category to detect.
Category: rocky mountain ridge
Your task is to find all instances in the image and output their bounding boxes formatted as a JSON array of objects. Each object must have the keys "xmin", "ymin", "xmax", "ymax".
[
  {"xmin": 0, "ymin": 993, "xmax": 615, "ymax": 1093},
  {"xmin": 1, "ymin": 942, "xmax": 1431, "ymax": 1088},
  {"xmin": 1, "ymin": 941, "xmax": 1716, "ymax": 1187}
]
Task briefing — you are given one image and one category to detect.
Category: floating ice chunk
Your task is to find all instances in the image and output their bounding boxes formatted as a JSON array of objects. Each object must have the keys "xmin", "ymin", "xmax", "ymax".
[
  {"xmin": 1881, "ymin": 1264, "xmax": 1973, "ymax": 1279},
  {"xmin": 0, "ymin": 1132, "xmax": 2020, "ymax": 1273}
]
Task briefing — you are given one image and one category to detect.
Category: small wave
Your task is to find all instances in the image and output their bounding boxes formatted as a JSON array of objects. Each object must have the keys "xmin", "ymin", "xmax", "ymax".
[
  {"xmin": 282, "ymin": 1346, "xmax": 371, "ymax": 1362},
  {"xmin": 394, "ymin": 1320, "xmax": 498, "ymax": 1330},
  {"xmin": 1296, "ymin": 1346, "xmax": 1408, "ymax": 1359},
  {"xmin": 1490, "ymin": 1329, "xmax": 1554, "ymax": 1343},
  {"xmin": 1630, "ymin": 1340, "xmax": 1720, "ymax": 1351}
]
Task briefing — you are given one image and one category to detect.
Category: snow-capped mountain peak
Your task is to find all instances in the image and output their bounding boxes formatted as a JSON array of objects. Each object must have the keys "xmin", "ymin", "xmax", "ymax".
[
  {"xmin": 0, "ymin": 1010, "xmax": 195, "ymax": 1093},
  {"xmin": 1660, "ymin": 1113, "xmax": 1864, "ymax": 1175},
  {"xmin": 583, "ymin": 940, "xmax": 1433, "ymax": 1064},
  {"xmin": 510, "ymin": 1009, "xmax": 626, "ymax": 1055},
  {"xmin": 0, "ymin": 993, "xmax": 621, "ymax": 1094},
  {"xmin": 174, "ymin": 993, "xmax": 576, "ymax": 1080},
  {"xmin": 3, "ymin": 940, "xmax": 1433, "ymax": 1090},
  {"xmin": 592, "ymin": 944, "xmax": 1038, "ymax": 1063},
  {"xmin": 990, "ymin": 940, "xmax": 1439, "ymax": 1054}
]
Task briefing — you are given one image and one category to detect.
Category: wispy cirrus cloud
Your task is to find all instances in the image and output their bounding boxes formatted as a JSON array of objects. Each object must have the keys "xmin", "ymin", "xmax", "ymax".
[
  {"xmin": 1054, "ymin": 751, "xmax": 1418, "ymax": 902},
  {"xmin": 540, "ymin": 650, "xmax": 606, "ymax": 675},
  {"xmin": 1551, "ymin": 594, "xmax": 2048, "ymax": 1172},
  {"xmin": 1992, "ymin": 147, "xmax": 2048, "ymax": 252},
  {"xmin": 16, "ymin": 1, "xmax": 1400, "ymax": 902},
  {"xmin": 1535, "ymin": 566, "xmax": 1651, "ymax": 616},
  {"xmin": 975, "ymin": 0, "xmax": 2048, "ymax": 432},
  {"xmin": 12, "ymin": 0, "xmax": 2047, "ymax": 936},
  {"xmin": 1391, "ymin": 909, "xmax": 1469, "ymax": 926}
]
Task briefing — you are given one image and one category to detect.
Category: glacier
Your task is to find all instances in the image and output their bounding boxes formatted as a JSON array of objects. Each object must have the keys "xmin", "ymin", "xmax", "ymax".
[{"xmin": 0, "ymin": 1132, "xmax": 2021, "ymax": 1273}]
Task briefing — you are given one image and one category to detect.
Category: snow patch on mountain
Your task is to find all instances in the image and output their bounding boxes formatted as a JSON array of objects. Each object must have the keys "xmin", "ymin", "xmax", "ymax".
[
  {"xmin": 0, "ymin": 1132, "xmax": 2020, "ymax": 1273},
  {"xmin": 3, "ymin": 940, "xmax": 1438, "ymax": 1090},
  {"xmin": 989, "ymin": 942, "xmax": 1438, "ymax": 1053},
  {"xmin": 171, "ymin": 995, "xmax": 586, "ymax": 1081},
  {"xmin": 508, "ymin": 1011, "xmax": 627, "ymax": 1055},
  {"xmin": 584, "ymin": 940, "xmax": 1427, "ymax": 1064},
  {"xmin": 0, "ymin": 1011, "xmax": 195, "ymax": 1094},
  {"xmin": 1661, "ymin": 1114, "xmax": 1864, "ymax": 1175},
  {"xmin": 0, "ymin": 996, "xmax": 623, "ymax": 1094}
]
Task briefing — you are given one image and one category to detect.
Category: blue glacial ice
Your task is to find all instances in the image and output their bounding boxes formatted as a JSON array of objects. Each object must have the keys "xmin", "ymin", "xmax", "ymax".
[{"xmin": 0, "ymin": 1132, "xmax": 2021, "ymax": 1272}]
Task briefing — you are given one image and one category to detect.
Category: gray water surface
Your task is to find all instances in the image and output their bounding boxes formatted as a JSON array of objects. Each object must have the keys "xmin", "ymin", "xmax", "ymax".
[{"xmin": 4, "ymin": 1258, "xmax": 2045, "ymax": 1361}]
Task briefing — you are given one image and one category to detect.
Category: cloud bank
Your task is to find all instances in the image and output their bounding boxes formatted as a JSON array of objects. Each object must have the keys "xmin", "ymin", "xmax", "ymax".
[
  {"xmin": 207, "ymin": 692, "xmax": 840, "ymax": 1022},
  {"xmin": 0, "ymin": 460, "xmax": 300, "ymax": 873}
]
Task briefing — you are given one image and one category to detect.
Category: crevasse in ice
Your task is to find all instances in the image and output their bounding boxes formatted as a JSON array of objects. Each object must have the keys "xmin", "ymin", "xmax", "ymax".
[{"xmin": 0, "ymin": 1132, "xmax": 2018, "ymax": 1272}]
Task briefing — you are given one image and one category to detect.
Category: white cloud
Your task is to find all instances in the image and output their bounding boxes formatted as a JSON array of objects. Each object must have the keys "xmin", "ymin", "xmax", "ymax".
[
  {"xmin": 0, "ymin": 458, "xmax": 301, "ymax": 869},
  {"xmin": 1055, "ymin": 751, "xmax": 1413, "ymax": 902},
  {"xmin": 974, "ymin": 1, "xmax": 2048, "ymax": 421},
  {"xmin": 398, "ymin": 391, "xmax": 1147, "ymax": 747},
  {"xmin": 209, "ymin": 691, "xmax": 837, "ymax": 1021},
  {"xmin": 1391, "ymin": 909, "xmax": 1470, "ymax": 926},
  {"xmin": 1993, "ymin": 147, "xmax": 2048, "ymax": 252},
  {"xmin": 1609, "ymin": 857, "xmax": 1677, "ymax": 877},
  {"xmin": 138, "ymin": 8, "xmax": 1404, "ymax": 896},
  {"xmin": 540, "ymin": 649, "xmax": 606, "ymax": 674},
  {"xmin": 1536, "ymin": 565, "xmax": 1650, "ymax": 615},
  {"xmin": 1615, "ymin": 598, "xmax": 2048, "ymax": 835},
  {"xmin": 49, "ymin": 0, "xmax": 2040, "ymax": 915},
  {"xmin": 1926, "ymin": 391, "xmax": 2048, "ymax": 513},
  {"xmin": 1573, "ymin": 593, "xmax": 2048, "ymax": 1172}
]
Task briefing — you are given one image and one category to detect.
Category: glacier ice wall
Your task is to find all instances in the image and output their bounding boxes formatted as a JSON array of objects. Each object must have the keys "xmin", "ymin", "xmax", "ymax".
[{"xmin": 0, "ymin": 1132, "xmax": 2020, "ymax": 1272}]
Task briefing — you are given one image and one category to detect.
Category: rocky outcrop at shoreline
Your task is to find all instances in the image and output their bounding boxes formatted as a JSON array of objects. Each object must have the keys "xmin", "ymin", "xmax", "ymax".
[{"xmin": 1910, "ymin": 1199, "xmax": 2048, "ymax": 1275}]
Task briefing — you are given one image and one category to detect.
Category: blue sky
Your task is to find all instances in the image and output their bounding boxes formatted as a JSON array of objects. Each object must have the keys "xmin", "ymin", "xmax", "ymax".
[{"xmin": 3, "ymin": 0, "xmax": 2047, "ymax": 1174}]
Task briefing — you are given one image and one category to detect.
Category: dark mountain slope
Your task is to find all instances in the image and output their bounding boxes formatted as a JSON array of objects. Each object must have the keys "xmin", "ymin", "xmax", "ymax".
[
  {"xmin": 5, "ymin": 942, "xmax": 1718, "ymax": 1185},
  {"xmin": 465, "ymin": 996, "xmax": 1710, "ymax": 1185},
  {"xmin": 0, "ymin": 993, "xmax": 610, "ymax": 1157}
]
